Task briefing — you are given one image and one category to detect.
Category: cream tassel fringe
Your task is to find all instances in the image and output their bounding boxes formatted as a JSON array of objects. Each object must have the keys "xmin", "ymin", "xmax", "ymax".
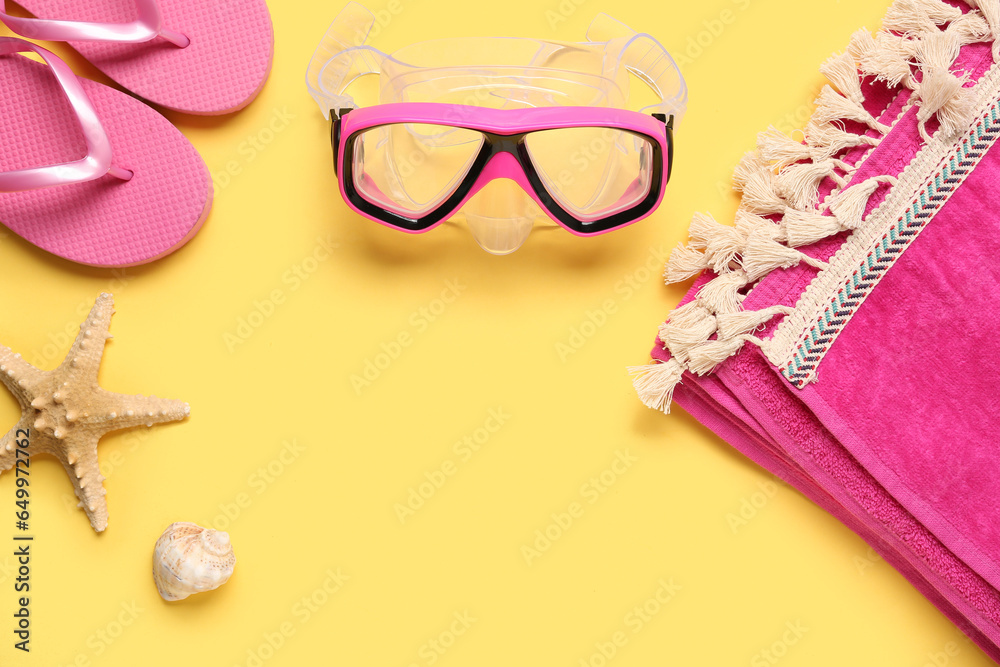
[
  {"xmin": 849, "ymin": 28, "xmax": 916, "ymax": 89},
  {"xmin": 759, "ymin": 120, "xmax": 880, "ymax": 170},
  {"xmin": 716, "ymin": 305, "xmax": 796, "ymax": 339},
  {"xmin": 916, "ymin": 69, "xmax": 975, "ymax": 142},
  {"xmin": 667, "ymin": 213, "xmax": 769, "ymax": 288},
  {"xmin": 733, "ymin": 154, "xmax": 789, "ymax": 215},
  {"xmin": 687, "ymin": 335, "xmax": 764, "ymax": 376},
  {"xmin": 813, "ymin": 86, "xmax": 892, "ymax": 134},
  {"xmin": 695, "ymin": 270, "xmax": 750, "ymax": 313},
  {"xmin": 635, "ymin": 0, "xmax": 1000, "ymax": 414},
  {"xmin": 828, "ymin": 175, "xmax": 899, "ymax": 228},
  {"xmin": 741, "ymin": 229, "xmax": 829, "ymax": 282},
  {"xmin": 732, "ymin": 151, "xmax": 764, "ymax": 192},
  {"xmin": 915, "ymin": 30, "xmax": 977, "ymax": 141},
  {"xmin": 630, "ymin": 358, "xmax": 684, "ymax": 413},
  {"xmin": 699, "ymin": 217, "xmax": 747, "ymax": 274},
  {"xmin": 664, "ymin": 300, "xmax": 715, "ymax": 329},
  {"xmin": 781, "ymin": 209, "xmax": 846, "ymax": 246},
  {"xmin": 964, "ymin": 0, "xmax": 1000, "ymax": 61},
  {"xmin": 949, "ymin": 10, "xmax": 992, "ymax": 46},
  {"xmin": 805, "ymin": 120, "xmax": 881, "ymax": 155},
  {"xmin": 665, "ymin": 242, "xmax": 709, "ymax": 283},
  {"xmin": 774, "ymin": 158, "xmax": 852, "ymax": 210},
  {"xmin": 820, "ymin": 52, "xmax": 866, "ymax": 106},
  {"xmin": 883, "ymin": 0, "xmax": 963, "ymax": 35},
  {"xmin": 757, "ymin": 127, "xmax": 817, "ymax": 168},
  {"xmin": 735, "ymin": 210, "xmax": 784, "ymax": 242},
  {"xmin": 739, "ymin": 170, "xmax": 788, "ymax": 215},
  {"xmin": 687, "ymin": 211, "xmax": 720, "ymax": 249},
  {"xmin": 657, "ymin": 302, "xmax": 718, "ymax": 363}
]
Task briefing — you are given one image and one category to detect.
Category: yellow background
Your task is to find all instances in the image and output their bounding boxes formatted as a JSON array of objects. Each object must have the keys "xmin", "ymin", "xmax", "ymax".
[{"xmin": 0, "ymin": 0, "xmax": 993, "ymax": 665}]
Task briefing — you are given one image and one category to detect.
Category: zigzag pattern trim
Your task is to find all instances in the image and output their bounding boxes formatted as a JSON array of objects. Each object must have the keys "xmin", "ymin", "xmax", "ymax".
[{"xmin": 782, "ymin": 101, "xmax": 1000, "ymax": 387}]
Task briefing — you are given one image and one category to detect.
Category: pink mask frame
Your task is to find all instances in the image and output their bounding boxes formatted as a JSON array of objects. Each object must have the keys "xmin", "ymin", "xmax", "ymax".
[{"xmin": 332, "ymin": 103, "xmax": 673, "ymax": 237}]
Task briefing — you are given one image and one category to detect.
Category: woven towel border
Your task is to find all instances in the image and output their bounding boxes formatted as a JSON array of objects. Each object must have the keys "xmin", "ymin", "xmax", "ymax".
[{"xmin": 767, "ymin": 59, "xmax": 1000, "ymax": 384}]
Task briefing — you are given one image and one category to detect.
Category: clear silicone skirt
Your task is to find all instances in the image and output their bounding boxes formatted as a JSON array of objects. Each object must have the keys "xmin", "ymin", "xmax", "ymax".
[{"xmin": 307, "ymin": 2, "xmax": 687, "ymax": 254}]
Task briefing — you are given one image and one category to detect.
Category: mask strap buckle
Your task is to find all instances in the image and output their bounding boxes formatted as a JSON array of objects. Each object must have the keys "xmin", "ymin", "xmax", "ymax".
[
  {"xmin": 306, "ymin": 1, "xmax": 387, "ymax": 119},
  {"xmin": 585, "ymin": 13, "xmax": 688, "ymax": 122}
]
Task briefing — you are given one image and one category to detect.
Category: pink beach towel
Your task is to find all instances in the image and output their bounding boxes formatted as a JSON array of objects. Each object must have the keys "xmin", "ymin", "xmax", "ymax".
[{"xmin": 631, "ymin": 0, "xmax": 1000, "ymax": 659}]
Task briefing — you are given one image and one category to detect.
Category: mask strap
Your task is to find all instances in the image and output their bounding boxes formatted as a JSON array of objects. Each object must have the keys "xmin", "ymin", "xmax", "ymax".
[
  {"xmin": 306, "ymin": 2, "xmax": 386, "ymax": 119},
  {"xmin": 586, "ymin": 14, "xmax": 688, "ymax": 121}
]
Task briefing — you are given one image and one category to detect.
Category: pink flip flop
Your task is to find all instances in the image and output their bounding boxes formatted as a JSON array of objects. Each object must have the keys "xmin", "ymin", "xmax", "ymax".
[
  {"xmin": 0, "ymin": 38, "xmax": 212, "ymax": 267},
  {"xmin": 0, "ymin": 0, "xmax": 273, "ymax": 115}
]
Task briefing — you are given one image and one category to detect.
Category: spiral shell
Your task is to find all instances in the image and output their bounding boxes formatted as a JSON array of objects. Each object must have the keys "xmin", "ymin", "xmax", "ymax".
[{"xmin": 152, "ymin": 522, "xmax": 236, "ymax": 601}]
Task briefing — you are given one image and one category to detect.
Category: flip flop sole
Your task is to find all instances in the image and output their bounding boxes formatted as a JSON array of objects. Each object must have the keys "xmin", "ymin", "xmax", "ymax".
[
  {"xmin": 14, "ymin": 0, "xmax": 274, "ymax": 115},
  {"xmin": 0, "ymin": 53, "xmax": 213, "ymax": 267}
]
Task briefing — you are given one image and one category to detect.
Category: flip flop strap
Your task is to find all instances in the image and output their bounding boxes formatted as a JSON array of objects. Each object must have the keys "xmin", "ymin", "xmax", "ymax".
[
  {"xmin": 0, "ymin": 38, "xmax": 131, "ymax": 193},
  {"xmin": 0, "ymin": 0, "xmax": 188, "ymax": 48}
]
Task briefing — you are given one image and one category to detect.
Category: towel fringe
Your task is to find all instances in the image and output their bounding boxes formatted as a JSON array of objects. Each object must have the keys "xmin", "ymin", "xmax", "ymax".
[
  {"xmin": 733, "ymin": 155, "xmax": 789, "ymax": 215},
  {"xmin": 757, "ymin": 126, "xmax": 819, "ymax": 168},
  {"xmin": 664, "ymin": 301, "xmax": 715, "ymax": 329},
  {"xmin": 949, "ymin": 10, "xmax": 993, "ymax": 45},
  {"xmin": 805, "ymin": 120, "xmax": 881, "ymax": 155},
  {"xmin": 917, "ymin": 69, "xmax": 974, "ymax": 142},
  {"xmin": 849, "ymin": 28, "xmax": 916, "ymax": 88},
  {"xmin": 781, "ymin": 208, "xmax": 846, "ymax": 246},
  {"xmin": 732, "ymin": 151, "xmax": 765, "ymax": 192},
  {"xmin": 820, "ymin": 52, "xmax": 867, "ymax": 106},
  {"xmin": 738, "ymin": 169, "xmax": 789, "ymax": 215},
  {"xmin": 716, "ymin": 305, "xmax": 796, "ymax": 339},
  {"xmin": 741, "ymin": 229, "xmax": 830, "ymax": 282},
  {"xmin": 963, "ymin": 0, "xmax": 1000, "ymax": 61},
  {"xmin": 703, "ymin": 223, "xmax": 748, "ymax": 274},
  {"xmin": 828, "ymin": 175, "xmax": 899, "ymax": 228},
  {"xmin": 775, "ymin": 157, "xmax": 853, "ymax": 210},
  {"xmin": 687, "ymin": 335, "xmax": 765, "ymax": 376},
  {"xmin": 664, "ymin": 242, "xmax": 709, "ymax": 283},
  {"xmin": 919, "ymin": 26, "xmax": 963, "ymax": 69},
  {"xmin": 687, "ymin": 211, "xmax": 721, "ymax": 249},
  {"xmin": 665, "ymin": 206, "xmax": 837, "ymax": 288},
  {"xmin": 883, "ymin": 0, "xmax": 963, "ymax": 36},
  {"xmin": 630, "ymin": 359, "xmax": 684, "ymax": 413},
  {"xmin": 665, "ymin": 214, "xmax": 743, "ymax": 283},
  {"xmin": 658, "ymin": 309, "xmax": 718, "ymax": 363},
  {"xmin": 636, "ymin": 0, "xmax": 1000, "ymax": 412},
  {"xmin": 916, "ymin": 13, "xmax": 987, "ymax": 141},
  {"xmin": 695, "ymin": 270, "xmax": 750, "ymax": 314},
  {"xmin": 734, "ymin": 210, "xmax": 785, "ymax": 241},
  {"xmin": 814, "ymin": 85, "xmax": 893, "ymax": 134}
]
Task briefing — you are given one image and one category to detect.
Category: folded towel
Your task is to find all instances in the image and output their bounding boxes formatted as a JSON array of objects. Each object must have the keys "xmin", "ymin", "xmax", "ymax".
[{"xmin": 632, "ymin": 0, "xmax": 1000, "ymax": 659}]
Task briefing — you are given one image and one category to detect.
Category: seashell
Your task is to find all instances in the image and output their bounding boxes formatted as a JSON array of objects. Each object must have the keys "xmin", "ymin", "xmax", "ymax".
[{"xmin": 152, "ymin": 522, "xmax": 236, "ymax": 601}]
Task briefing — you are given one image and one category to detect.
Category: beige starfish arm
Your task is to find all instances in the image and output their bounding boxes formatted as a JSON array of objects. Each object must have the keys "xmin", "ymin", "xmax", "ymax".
[
  {"xmin": 61, "ymin": 438, "xmax": 110, "ymax": 533},
  {"xmin": 58, "ymin": 293, "xmax": 115, "ymax": 383},
  {"xmin": 0, "ymin": 343, "xmax": 43, "ymax": 406},
  {"xmin": 93, "ymin": 391, "xmax": 191, "ymax": 434},
  {"xmin": 0, "ymin": 416, "xmax": 33, "ymax": 473}
]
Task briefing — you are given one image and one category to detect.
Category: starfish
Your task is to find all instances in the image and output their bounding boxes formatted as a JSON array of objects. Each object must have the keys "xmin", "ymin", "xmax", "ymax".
[{"xmin": 0, "ymin": 293, "xmax": 189, "ymax": 532}]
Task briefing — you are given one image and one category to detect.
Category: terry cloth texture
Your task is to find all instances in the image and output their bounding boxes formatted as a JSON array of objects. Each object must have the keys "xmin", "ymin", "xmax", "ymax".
[{"xmin": 632, "ymin": 0, "xmax": 1000, "ymax": 659}]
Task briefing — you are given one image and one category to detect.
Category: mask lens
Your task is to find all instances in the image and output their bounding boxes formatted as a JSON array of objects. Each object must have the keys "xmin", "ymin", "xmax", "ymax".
[
  {"xmin": 524, "ymin": 127, "xmax": 654, "ymax": 223},
  {"xmin": 352, "ymin": 123, "xmax": 484, "ymax": 218}
]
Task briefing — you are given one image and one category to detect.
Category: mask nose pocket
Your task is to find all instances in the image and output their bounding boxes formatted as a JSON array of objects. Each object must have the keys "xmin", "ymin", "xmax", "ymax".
[{"xmin": 462, "ymin": 179, "xmax": 537, "ymax": 255}]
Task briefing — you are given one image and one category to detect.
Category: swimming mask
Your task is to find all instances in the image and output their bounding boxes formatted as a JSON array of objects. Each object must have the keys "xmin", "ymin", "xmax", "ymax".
[{"xmin": 306, "ymin": 3, "xmax": 687, "ymax": 254}]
